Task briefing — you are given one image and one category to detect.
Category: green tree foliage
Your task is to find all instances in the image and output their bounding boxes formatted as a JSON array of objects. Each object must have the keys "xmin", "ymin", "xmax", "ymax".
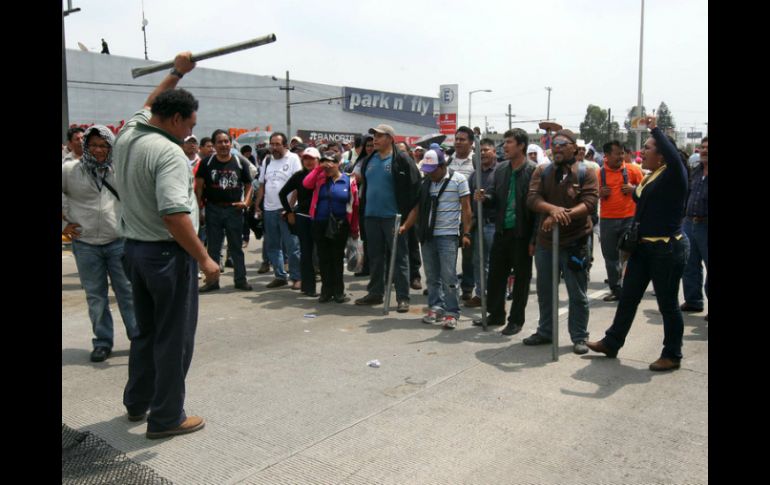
[
  {"xmin": 579, "ymin": 104, "xmax": 620, "ymax": 149},
  {"xmin": 655, "ymin": 101, "xmax": 675, "ymax": 133}
]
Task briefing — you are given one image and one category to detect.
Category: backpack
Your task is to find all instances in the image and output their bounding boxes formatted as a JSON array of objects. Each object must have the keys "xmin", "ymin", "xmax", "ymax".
[
  {"xmin": 416, "ymin": 169, "xmax": 454, "ymax": 244},
  {"xmin": 599, "ymin": 165, "xmax": 629, "ymax": 187}
]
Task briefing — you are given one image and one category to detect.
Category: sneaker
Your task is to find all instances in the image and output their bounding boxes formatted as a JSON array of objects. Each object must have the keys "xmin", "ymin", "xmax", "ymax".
[
  {"xmin": 146, "ymin": 416, "xmax": 205, "ymax": 440},
  {"xmin": 573, "ymin": 340, "xmax": 589, "ymax": 355},
  {"xmin": 522, "ymin": 333, "xmax": 552, "ymax": 346},
  {"xmin": 355, "ymin": 294, "xmax": 384, "ymax": 306},
  {"xmin": 234, "ymin": 281, "xmax": 253, "ymax": 291},
  {"xmin": 464, "ymin": 296, "xmax": 482, "ymax": 308},
  {"xmin": 90, "ymin": 347, "xmax": 111, "ymax": 362},
  {"xmin": 441, "ymin": 315, "xmax": 458, "ymax": 330},
  {"xmin": 422, "ymin": 310, "xmax": 439, "ymax": 324},
  {"xmin": 410, "ymin": 278, "xmax": 422, "ymax": 290},
  {"xmin": 257, "ymin": 262, "xmax": 271, "ymax": 274},
  {"xmin": 472, "ymin": 316, "xmax": 505, "ymax": 327},
  {"xmin": 265, "ymin": 278, "xmax": 288, "ymax": 289},
  {"xmin": 199, "ymin": 281, "xmax": 220, "ymax": 293},
  {"xmin": 396, "ymin": 300, "xmax": 410, "ymax": 313}
]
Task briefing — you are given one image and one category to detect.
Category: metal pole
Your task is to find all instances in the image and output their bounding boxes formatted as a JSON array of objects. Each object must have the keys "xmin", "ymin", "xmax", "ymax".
[
  {"xmin": 635, "ymin": 0, "xmax": 645, "ymax": 152},
  {"xmin": 508, "ymin": 104, "xmax": 513, "ymax": 130},
  {"xmin": 62, "ymin": 10, "xmax": 69, "ymax": 144},
  {"xmin": 130, "ymin": 33, "xmax": 277, "ymax": 78},
  {"xmin": 546, "ymin": 87, "xmax": 552, "ymax": 120},
  {"xmin": 285, "ymin": 71, "xmax": 291, "ymax": 137},
  {"xmin": 473, "ymin": 136, "xmax": 488, "ymax": 331},
  {"xmin": 468, "ymin": 92, "xmax": 473, "ymax": 128},
  {"xmin": 383, "ymin": 214, "xmax": 402, "ymax": 315},
  {"xmin": 552, "ymin": 224, "xmax": 560, "ymax": 362},
  {"xmin": 607, "ymin": 108, "xmax": 612, "ymax": 142}
]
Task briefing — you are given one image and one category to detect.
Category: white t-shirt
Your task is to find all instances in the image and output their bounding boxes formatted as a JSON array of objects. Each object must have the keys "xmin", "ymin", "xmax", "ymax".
[
  {"xmin": 259, "ymin": 151, "xmax": 301, "ymax": 211},
  {"xmin": 447, "ymin": 152, "xmax": 474, "ymax": 179}
]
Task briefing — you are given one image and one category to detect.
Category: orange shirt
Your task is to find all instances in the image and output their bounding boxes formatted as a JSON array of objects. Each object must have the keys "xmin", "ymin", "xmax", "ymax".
[{"xmin": 598, "ymin": 162, "xmax": 644, "ymax": 219}]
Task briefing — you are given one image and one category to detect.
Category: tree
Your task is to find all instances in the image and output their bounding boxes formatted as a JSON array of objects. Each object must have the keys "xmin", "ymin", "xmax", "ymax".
[
  {"xmin": 579, "ymin": 104, "xmax": 620, "ymax": 149},
  {"xmin": 655, "ymin": 101, "xmax": 675, "ymax": 134},
  {"xmin": 624, "ymin": 105, "xmax": 649, "ymax": 148}
]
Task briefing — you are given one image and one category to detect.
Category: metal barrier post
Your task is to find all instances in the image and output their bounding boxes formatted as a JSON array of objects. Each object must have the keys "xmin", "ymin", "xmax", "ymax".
[
  {"xmin": 473, "ymin": 135, "xmax": 488, "ymax": 331},
  {"xmin": 383, "ymin": 214, "xmax": 402, "ymax": 315},
  {"xmin": 552, "ymin": 224, "xmax": 560, "ymax": 362}
]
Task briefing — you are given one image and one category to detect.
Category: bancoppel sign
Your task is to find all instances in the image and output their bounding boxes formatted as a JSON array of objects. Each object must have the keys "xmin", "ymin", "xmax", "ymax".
[
  {"xmin": 297, "ymin": 130, "xmax": 359, "ymax": 145},
  {"xmin": 439, "ymin": 84, "xmax": 459, "ymax": 136},
  {"xmin": 342, "ymin": 87, "xmax": 439, "ymax": 128}
]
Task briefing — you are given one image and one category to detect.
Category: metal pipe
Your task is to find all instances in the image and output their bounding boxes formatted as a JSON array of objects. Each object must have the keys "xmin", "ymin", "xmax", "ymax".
[
  {"xmin": 383, "ymin": 214, "xmax": 402, "ymax": 315},
  {"xmin": 473, "ymin": 135, "xmax": 487, "ymax": 331},
  {"xmin": 131, "ymin": 33, "xmax": 277, "ymax": 78},
  {"xmin": 552, "ymin": 224, "xmax": 560, "ymax": 361}
]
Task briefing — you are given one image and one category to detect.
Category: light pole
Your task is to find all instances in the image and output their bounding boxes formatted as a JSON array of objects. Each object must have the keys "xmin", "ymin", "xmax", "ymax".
[
  {"xmin": 545, "ymin": 86, "xmax": 552, "ymax": 121},
  {"xmin": 141, "ymin": 0, "xmax": 149, "ymax": 60},
  {"xmin": 468, "ymin": 89, "xmax": 491, "ymax": 128},
  {"xmin": 635, "ymin": 0, "xmax": 645, "ymax": 152}
]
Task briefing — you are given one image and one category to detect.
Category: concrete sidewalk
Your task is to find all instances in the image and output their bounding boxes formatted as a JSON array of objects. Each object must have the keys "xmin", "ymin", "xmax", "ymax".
[{"xmin": 62, "ymin": 239, "xmax": 707, "ymax": 484}]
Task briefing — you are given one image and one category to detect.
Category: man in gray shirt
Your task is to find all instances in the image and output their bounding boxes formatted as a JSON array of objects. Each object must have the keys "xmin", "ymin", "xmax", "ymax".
[{"xmin": 113, "ymin": 52, "xmax": 219, "ymax": 440}]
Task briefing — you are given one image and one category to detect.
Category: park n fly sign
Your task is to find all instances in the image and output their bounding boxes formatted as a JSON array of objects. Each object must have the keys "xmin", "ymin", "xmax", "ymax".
[{"xmin": 342, "ymin": 87, "xmax": 439, "ymax": 128}]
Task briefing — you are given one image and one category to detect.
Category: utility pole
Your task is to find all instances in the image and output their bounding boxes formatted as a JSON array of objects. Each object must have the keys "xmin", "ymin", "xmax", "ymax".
[
  {"xmin": 635, "ymin": 0, "xmax": 645, "ymax": 152},
  {"xmin": 505, "ymin": 104, "xmax": 516, "ymax": 130},
  {"xmin": 141, "ymin": 0, "xmax": 149, "ymax": 60},
  {"xmin": 545, "ymin": 87, "xmax": 552, "ymax": 120},
  {"xmin": 607, "ymin": 108, "xmax": 612, "ymax": 142},
  {"xmin": 279, "ymin": 70, "xmax": 294, "ymax": 137}
]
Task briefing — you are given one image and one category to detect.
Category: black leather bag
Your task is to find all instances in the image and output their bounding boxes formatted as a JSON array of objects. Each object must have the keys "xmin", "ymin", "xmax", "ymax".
[
  {"xmin": 617, "ymin": 222, "xmax": 640, "ymax": 254},
  {"xmin": 325, "ymin": 212, "xmax": 344, "ymax": 239}
]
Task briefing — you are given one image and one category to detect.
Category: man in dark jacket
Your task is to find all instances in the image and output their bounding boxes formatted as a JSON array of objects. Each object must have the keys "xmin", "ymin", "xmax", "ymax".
[
  {"xmin": 354, "ymin": 124, "xmax": 421, "ymax": 312},
  {"xmin": 525, "ymin": 129, "xmax": 599, "ymax": 354},
  {"xmin": 472, "ymin": 129, "xmax": 538, "ymax": 335}
]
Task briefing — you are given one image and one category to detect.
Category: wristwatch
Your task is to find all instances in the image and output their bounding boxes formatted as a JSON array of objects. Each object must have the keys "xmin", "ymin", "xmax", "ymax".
[{"xmin": 170, "ymin": 68, "xmax": 184, "ymax": 78}]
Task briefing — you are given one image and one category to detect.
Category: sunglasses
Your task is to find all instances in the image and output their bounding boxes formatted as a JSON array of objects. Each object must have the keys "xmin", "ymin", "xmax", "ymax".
[{"xmin": 552, "ymin": 139, "xmax": 573, "ymax": 147}]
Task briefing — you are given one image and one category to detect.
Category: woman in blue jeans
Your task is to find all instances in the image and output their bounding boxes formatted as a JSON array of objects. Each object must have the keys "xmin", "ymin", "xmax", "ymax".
[
  {"xmin": 587, "ymin": 116, "xmax": 690, "ymax": 371},
  {"xmin": 303, "ymin": 151, "xmax": 360, "ymax": 303}
]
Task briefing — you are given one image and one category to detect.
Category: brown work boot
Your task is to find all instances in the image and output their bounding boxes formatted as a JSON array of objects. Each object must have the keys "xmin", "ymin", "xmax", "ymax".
[
  {"xmin": 464, "ymin": 296, "xmax": 481, "ymax": 308},
  {"xmin": 146, "ymin": 416, "xmax": 205, "ymax": 439},
  {"xmin": 649, "ymin": 357, "xmax": 681, "ymax": 372},
  {"xmin": 586, "ymin": 340, "xmax": 618, "ymax": 358}
]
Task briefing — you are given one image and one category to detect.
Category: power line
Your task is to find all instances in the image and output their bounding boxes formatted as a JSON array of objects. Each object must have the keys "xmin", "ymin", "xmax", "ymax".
[{"xmin": 68, "ymin": 79, "xmax": 281, "ymax": 89}]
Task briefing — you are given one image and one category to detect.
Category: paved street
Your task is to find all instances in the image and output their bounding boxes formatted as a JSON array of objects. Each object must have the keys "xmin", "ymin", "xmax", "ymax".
[{"xmin": 62, "ymin": 237, "xmax": 708, "ymax": 484}]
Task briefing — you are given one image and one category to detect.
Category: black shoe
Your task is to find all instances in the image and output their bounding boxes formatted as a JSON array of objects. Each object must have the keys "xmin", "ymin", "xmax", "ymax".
[
  {"xmin": 410, "ymin": 278, "xmax": 422, "ymax": 290},
  {"xmin": 472, "ymin": 317, "xmax": 505, "ymax": 327},
  {"xmin": 318, "ymin": 294, "xmax": 333, "ymax": 303},
  {"xmin": 704, "ymin": 313, "xmax": 708, "ymax": 321},
  {"xmin": 680, "ymin": 303, "xmax": 704, "ymax": 312},
  {"xmin": 355, "ymin": 294, "xmax": 384, "ymax": 305},
  {"xmin": 353, "ymin": 272, "xmax": 370, "ymax": 277},
  {"xmin": 396, "ymin": 300, "xmax": 410, "ymax": 313},
  {"xmin": 199, "ymin": 281, "xmax": 220, "ymax": 293},
  {"xmin": 90, "ymin": 347, "xmax": 111, "ymax": 362},
  {"xmin": 302, "ymin": 291, "xmax": 319, "ymax": 298},
  {"xmin": 234, "ymin": 282, "xmax": 252, "ymax": 291},
  {"xmin": 501, "ymin": 323, "xmax": 523, "ymax": 336},
  {"xmin": 225, "ymin": 259, "xmax": 234, "ymax": 268},
  {"xmin": 603, "ymin": 293, "xmax": 620, "ymax": 302},
  {"xmin": 422, "ymin": 289, "xmax": 428, "ymax": 296},
  {"xmin": 126, "ymin": 412, "xmax": 146, "ymax": 422},
  {"xmin": 334, "ymin": 294, "xmax": 351, "ymax": 303},
  {"xmin": 522, "ymin": 333, "xmax": 552, "ymax": 346},
  {"xmin": 461, "ymin": 290, "xmax": 472, "ymax": 301}
]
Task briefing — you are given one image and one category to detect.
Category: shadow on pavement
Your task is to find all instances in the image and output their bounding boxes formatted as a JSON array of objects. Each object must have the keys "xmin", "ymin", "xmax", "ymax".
[
  {"xmin": 560, "ymin": 356, "xmax": 656, "ymax": 399},
  {"xmin": 62, "ymin": 348, "xmax": 129, "ymax": 368}
]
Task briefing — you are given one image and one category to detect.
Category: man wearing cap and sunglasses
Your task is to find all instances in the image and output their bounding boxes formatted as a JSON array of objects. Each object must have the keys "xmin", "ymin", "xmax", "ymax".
[
  {"xmin": 354, "ymin": 124, "xmax": 421, "ymax": 312},
  {"xmin": 525, "ymin": 129, "xmax": 599, "ymax": 355}
]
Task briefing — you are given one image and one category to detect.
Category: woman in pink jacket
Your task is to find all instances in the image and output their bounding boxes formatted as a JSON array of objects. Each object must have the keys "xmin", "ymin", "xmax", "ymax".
[{"xmin": 303, "ymin": 151, "xmax": 360, "ymax": 303}]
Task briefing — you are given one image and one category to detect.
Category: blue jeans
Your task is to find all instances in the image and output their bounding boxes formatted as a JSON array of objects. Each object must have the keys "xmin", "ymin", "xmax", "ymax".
[
  {"xmin": 205, "ymin": 204, "xmax": 248, "ymax": 284},
  {"xmin": 421, "ymin": 235, "xmax": 461, "ymax": 318},
  {"xmin": 599, "ymin": 217, "xmax": 634, "ymax": 293},
  {"xmin": 472, "ymin": 222, "xmax": 496, "ymax": 297},
  {"xmin": 71, "ymin": 239, "xmax": 138, "ymax": 350},
  {"xmin": 682, "ymin": 218, "xmax": 708, "ymax": 307},
  {"xmin": 122, "ymin": 240, "xmax": 198, "ymax": 432},
  {"xmin": 602, "ymin": 236, "xmax": 690, "ymax": 360},
  {"xmin": 364, "ymin": 217, "xmax": 410, "ymax": 302},
  {"xmin": 534, "ymin": 242, "xmax": 590, "ymax": 343},
  {"xmin": 264, "ymin": 209, "xmax": 301, "ymax": 281}
]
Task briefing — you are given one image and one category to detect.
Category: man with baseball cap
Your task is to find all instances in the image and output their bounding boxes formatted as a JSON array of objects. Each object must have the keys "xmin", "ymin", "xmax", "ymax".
[
  {"xmin": 400, "ymin": 145, "xmax": 472, "ymax": 329},
  {"xmin": 354, "ymin": 124, "xmax": 421, "ymax": 312}
]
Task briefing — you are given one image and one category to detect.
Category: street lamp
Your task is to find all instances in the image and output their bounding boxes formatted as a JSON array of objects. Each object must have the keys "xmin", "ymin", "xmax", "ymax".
[{"xmin": 468, "ymin": 89, "xmax": 492, "ymax": 128}]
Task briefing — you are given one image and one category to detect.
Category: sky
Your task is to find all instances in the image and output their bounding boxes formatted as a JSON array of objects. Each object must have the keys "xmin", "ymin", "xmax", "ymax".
[{"xmin": 63, "ymin": 0, "xmax": 708, "ymax": 137}]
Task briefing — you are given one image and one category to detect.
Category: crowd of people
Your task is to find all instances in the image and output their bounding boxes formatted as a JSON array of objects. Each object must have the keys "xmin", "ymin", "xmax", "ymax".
[{"xmin": 61, "ymin": 52, "xmax": 708, "ymax": 439}]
